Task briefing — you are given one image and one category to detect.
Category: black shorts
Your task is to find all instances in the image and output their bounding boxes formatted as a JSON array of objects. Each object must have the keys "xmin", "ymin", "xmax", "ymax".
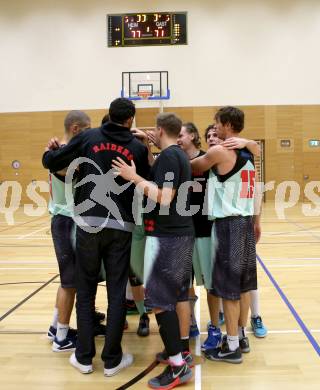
[
  {"xmin": 51, "ymin": 214, "xmax": 76, "ymax": 288},
  {"xmin": 210, "ymin": 216, "xmax": 257, "ymax": 300},
  {"xmin": 144, "ymin": 236, "xmax": 194, "ymax": 311}
]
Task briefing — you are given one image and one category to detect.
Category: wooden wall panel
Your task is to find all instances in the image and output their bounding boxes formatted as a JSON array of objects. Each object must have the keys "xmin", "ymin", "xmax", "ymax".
[{"xmin": 0, "ymin": 105, "xmax": 320, "ymax": 204}]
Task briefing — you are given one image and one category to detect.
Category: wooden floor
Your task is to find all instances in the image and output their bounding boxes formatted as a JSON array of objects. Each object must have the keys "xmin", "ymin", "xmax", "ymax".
[{"xmin": 1, "ymin": 203, "xmax": 320, "ymax": 389}]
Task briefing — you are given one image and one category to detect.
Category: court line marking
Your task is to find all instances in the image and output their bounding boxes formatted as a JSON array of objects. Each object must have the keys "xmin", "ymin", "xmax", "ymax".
[
  {"xmin": 115, "ymin": 360, "xmax": 160, "ymax": 390},
  {"xmin": 18, "ymin": 226, "xmax": 50, "ymax": 239},
  {"xmin": 0, "ymin": 274, "xmax": 59, "ymax": 322},
  {"xmin": 0, "ymin": 268, "xmax": 57, "ymax": 270},
  {"xmin": 195, "ymin": 286, "xmax": 202, "ymax": 390},
  {"xmin": 257, "ymin": 254, "xmax": 320, "ymax": 357}
]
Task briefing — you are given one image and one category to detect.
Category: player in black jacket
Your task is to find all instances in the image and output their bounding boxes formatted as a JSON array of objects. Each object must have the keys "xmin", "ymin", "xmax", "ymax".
[{"xmin": 42, "ymin": 98, "xmax": 149, "ymax": 377}]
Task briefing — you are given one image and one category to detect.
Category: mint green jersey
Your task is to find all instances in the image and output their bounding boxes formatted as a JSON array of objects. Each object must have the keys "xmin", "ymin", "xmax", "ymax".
[
  {"xmin": 207, "ymin": 151, "xmax": 255, "ymax": 219},
  {"xmin": 48, "ymin": 173, "xmax": 74, "ymax": 217}
]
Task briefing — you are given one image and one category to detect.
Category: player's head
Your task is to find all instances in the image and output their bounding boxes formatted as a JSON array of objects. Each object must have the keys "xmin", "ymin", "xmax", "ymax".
[
  {"xmin": 155, "ymin": 113, "xmax": 182, "ymax": 144},
  {"xmin": 109, "ymin": 98, "xmax": 136, "ymax": 128},
  {"xmin": 205, "ymin": 124, "xmax": 222, "ymax": 147},
  {"xmin": 64, "ymin": 110, "xmax": 91, "ymax": 140},
  {"xmin": 214, "ymin": 106, "xmax": 244, "ymax": 140},
  {"xmin": 177, "ymin": 122, "xmax": 201, "ymax": 151},
  {"xmin": 101, "ymin": 113, "xmax": 110, "ymax": 125}
]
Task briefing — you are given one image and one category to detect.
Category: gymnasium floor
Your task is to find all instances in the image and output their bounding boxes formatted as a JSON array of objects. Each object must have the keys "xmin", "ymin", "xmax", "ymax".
[{"xmin": 0, "ymin": 203, "xmax": 319, "ymax": 389}]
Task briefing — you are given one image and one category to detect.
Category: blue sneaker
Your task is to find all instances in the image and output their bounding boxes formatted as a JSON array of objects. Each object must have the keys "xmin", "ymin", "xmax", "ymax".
[
  {"xmin": 251, "ymin": 316, "xmax": 267, "ymax": 338},
  {"xmin": 189, "ymin": 323, "xmax": 200, "ymax": 338},
  {"xmin": 201, "ymin": 325, "xmax": 222, "ymax": 351}
]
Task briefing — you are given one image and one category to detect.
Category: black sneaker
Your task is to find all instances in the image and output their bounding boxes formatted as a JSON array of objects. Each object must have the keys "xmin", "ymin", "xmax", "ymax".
[
  {"xmin": 47, "ymin": 326, "xmax": 77, "ymax": 342},
  {"xmin": 205, "ymin": 338, "xmax": 242, "ymax": 364},
  {"xmin": 148, "ymin": 363, "xmax": 192, "ymax": 389},
  {"xmin": 94, "ymin": 310, "xmax": 105, "ymax": 324},
  {"xmin": 52, "ymin": 336, "xmax": 76, "ymax": 352},
  {"xmin": 239, "ymin": 337, "xmax": 250, "ymax": 353},
  {"xmin": 137, "ymin": 313, "xmax": 150, "ymax": 337},
  {"xmin": 94, "ymin": 323, "xmax": 106, "ymax": 337},
  {"xmin": 156, "ymin": 350, "xmax": 194, "ymax": 368},
  {"xmin": 126, "ymin": 299, "xmax": 139, "ymax": 315}
]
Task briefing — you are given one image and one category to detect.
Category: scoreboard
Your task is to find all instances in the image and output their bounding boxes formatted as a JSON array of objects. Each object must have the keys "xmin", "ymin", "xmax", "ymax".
[{"xmin": 108, "ymin": 12, "xmax": 187, "ymax": 47}]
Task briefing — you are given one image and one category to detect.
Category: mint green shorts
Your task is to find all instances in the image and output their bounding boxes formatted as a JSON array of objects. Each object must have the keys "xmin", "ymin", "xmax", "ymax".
[
  {"xmin": 192, "ymin": 230, "xmax": 217, "ymax": 290},
  {"xmin": 130, "ymin": 223, "xmax": 146, "ymax": 281}
]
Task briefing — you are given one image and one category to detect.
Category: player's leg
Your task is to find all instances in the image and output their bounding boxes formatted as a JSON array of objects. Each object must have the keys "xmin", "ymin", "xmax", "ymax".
[{"xmin": 250, "ymin": 289, "xmax": 268, "ymax": 337}]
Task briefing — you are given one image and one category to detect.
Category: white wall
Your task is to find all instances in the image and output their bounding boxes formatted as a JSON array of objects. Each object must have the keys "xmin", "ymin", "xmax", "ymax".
[{"xmin": 1, "ymin": 0, "xmax": 320, "ymax": 112}]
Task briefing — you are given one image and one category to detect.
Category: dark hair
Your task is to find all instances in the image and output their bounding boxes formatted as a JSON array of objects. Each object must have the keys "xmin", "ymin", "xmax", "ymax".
[
  {"xmin": 156, "ymin": 113, "xmax": 182, "ymax": 138},
  {"xmin": 182, "ymin": 122, "xmax": 201, "ymax": 149},
  {"xmin": 204, "ymin": 124, "xmax": 215, "ymax": 140},
  {"xmin": 214, "ymin": 106, "xmax": 244, "ymax": 133},
  {"xmin": 64, "ymin": 110, "xmax": 90, "ymax": 132},
  {"xmin": 109, "ymin": 98, "xmax": 135, "ymax": 124},
  {"xmin": 101, "ymin": 114, "xmax": 110, "ymax": 125}
]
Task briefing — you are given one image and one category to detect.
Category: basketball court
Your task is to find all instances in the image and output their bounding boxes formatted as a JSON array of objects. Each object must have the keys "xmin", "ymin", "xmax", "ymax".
[{"xmin": 1, "ymin": 203, "xmax": 320, "ymax": 389}]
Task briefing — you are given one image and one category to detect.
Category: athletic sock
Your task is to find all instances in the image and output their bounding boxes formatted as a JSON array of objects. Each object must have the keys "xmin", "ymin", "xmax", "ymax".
[
  {"xmin": 181, "ymin": 337, "xmax": 190, "ymax": 352},
  {"xmin": 238, "ymin": 326, "xmax": 246, "ymax": 340},
  {"xmin": 51, "ymin": 307, "xmax": 58, "ymax": 329},
  {"xmin": 226, "ymin": 335, "xmax": 239, "ymax": 351},
  {"xmin": 56, "ymin": 322, "xmax": 69, "ymax": 342},
  {"xmin": 135, "ymin": 300, "xmax": 146, "ymax": 316},
  {"xmin": 155, "ymin": 311, "xmax": 181, "ymax": 357},
  {"xmin": 189, "ymin": 295, "xmax": 198, "ymax": 326},
  {"xmin": 250, "ymin": 289, "xmax": 260, "ymax": 318},
  {"xmin": 169, "ymin": 352, "xmax": 184, "ymax": 366}
]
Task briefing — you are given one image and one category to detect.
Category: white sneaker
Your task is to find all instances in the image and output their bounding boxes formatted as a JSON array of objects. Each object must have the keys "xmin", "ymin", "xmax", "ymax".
[
  {"xmin": 69, "ymin": 352, "xmax": 93, "ymax": 374},
  {"xmin": 104, "ymin": 353, "xmax": 133, "ymax": 377}
]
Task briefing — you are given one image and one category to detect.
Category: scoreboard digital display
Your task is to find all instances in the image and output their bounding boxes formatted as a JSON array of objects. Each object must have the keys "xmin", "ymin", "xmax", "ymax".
[{"xmin": 108, "ymin": 12, "xmax": 187, "ymax": 47}]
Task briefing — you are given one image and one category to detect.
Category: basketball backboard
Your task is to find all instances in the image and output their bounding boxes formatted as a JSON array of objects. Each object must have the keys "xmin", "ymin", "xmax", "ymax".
[{"xmin": 121, "ymin": 71, "xmax": 169, "ymax": 100}]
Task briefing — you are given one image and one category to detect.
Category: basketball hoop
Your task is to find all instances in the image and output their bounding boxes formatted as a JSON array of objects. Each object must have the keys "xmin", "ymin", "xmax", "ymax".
[{"xmin": 137, "ymin": 91, "xmax": 152, "ymax": 100}]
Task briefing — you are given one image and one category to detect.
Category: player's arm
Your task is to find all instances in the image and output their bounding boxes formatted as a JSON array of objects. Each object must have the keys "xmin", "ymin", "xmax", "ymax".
[
  {"xmin": 253, "ymin": 181, "xmax": 263, "ymax": 243},
  {"xmin": 190, "ymin": 145, "xmax": 224, "ymax": 172},
  {"xmin": 112, "ymin": 157, "xmax": 175, "ymax": 206},
  {"xmin": 42, "ymin": 132, "xmax": 83, "ymax": 172},
  {"xmin": 222, "ymin": 137, "xmax": 261, "ymax": 157},
  {"xmin": 131, "ymin": 128, "xmax": 155, "ymax": 166}
]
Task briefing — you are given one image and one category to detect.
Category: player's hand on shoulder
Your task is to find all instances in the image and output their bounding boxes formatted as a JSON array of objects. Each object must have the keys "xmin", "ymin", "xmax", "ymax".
[
  {"xmin": 222, "ymin": 137, "xmax": 247, "ymax": 150},
  {"xmin": 45, "ymin": 137, "xmax": 61, "ymax": 151}
]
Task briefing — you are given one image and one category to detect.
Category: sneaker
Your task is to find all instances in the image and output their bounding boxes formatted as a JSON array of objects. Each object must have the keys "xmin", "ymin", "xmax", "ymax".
[
  {"xmin": 126, "ymin": 299, "xmax": 139, "ymax": 315},
  {"xmin": 52, "ymin": 337, "xmax": 76, "ymax": 352},
  {"xmin": 156, "ymin": 350, "xmax": 194, "ymax": 368},
  {"xmin": 69, "ymin": 352, "xmax": 93, "ymax": 374},
  {"xmin": 148, "ymin": 362, "xmax": 192, "ymax": 389},
  {"xmin": 201, "ymin": 325, "xmax": 222, "ymax": 351},
  {"xmin": 104, "ymin": 353, "xmax": 133, "ymax": 377},
  {"xmin": 205, "ymin": 338, "xmax": 242, "ymax": 364},
  {"xmin": 189, "ymin": 323, "xmax": 200, "ymax": 338},
  {"xmin": 251, "ymin": 316, "xmax": 268, "ymax": 338},
  {"xmin": 94, "ymin": 323, "xmax": 106, "ymax": 337},
  {"xmin": 137, "ymin": 313, "xmax": 150, "ymax": 337},
  {"xmin": 239, "ymin": 337, "xmax": 250, "ymax": 353},
  {"xmin": 47, "ymin": 326, "xmax": 77, "ymax": 342},
  {"xmin": 94, "ymin": 310, "xmax": 106, "ymax": 324}
]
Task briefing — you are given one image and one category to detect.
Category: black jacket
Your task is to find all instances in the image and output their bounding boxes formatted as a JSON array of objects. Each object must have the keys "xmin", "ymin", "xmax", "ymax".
[{"xmin": 42, "ymin": 122, "xmax": 149, "ymax": 231}]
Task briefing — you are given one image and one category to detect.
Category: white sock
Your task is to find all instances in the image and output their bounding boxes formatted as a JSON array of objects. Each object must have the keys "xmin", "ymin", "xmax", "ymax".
[
  {"xmin": 126, "ymin": 281, "xmax": 133, "ymax": 300},
  {"xmin": 238, "ymin": 326, "xmax": 246, "ymax": 340},
  {"xmin": 227, "ymin": 335, "xmax": 239, "ymax": 351},
  {"xmin": 169, "ymin": 352, "xmax": 184, "ymax": 366},
  {"xmin": 189, "ymin": 296, "xmax": 198, "ymax": 326},
  {"xmin": 56, "ymin": 322, "xmax": 69, "ymax": 342},
  {"xmin": 51, "ymin": 307, "xmax": 58, "ymax": 329},
  {"xmin": 250, "ymin": 289, "xmax": 260, "ymax": 318}
]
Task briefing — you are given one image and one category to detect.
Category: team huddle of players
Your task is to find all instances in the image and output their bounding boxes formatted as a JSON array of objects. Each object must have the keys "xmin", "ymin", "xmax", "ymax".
[{"xmin": 42, "ymin": 98, "xmax": 267, "ymax": 389}]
